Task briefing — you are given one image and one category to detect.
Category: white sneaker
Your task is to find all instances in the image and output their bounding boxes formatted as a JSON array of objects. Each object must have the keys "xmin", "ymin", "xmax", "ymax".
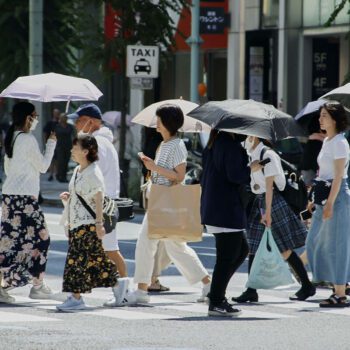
[
  {"xmin": 0, "ymin": 286, "xmax": 15, "ymax": 303},
  {"xmin": 56, "ymin": 295, "xmax": 87, "ymax": 312},
  {"xmin": 104, "ymin": 289, "xmax": 137, "ymax": 307},
  {"xmin": 112, "ymin": 278, "xmax": 129, "ymax": 304},
  {"xmin": 197, "ymin": 282, "xmax": 211, "ymax": 303},
  {"xmin": 133, "ymin": 289, "xmax": 150, "ymax": 303},
  {"xmin": 29, "ymin": 283, "xmax": 54, "ymax": 300}
]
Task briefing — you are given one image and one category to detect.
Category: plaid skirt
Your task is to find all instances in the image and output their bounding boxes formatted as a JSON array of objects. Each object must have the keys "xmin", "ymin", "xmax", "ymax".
[{"xmin": 247, "ymin": 192, "xmax": 307, "ymax": 254}]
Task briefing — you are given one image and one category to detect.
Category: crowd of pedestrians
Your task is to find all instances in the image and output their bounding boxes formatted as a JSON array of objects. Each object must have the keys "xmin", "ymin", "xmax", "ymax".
[{"xmin": 0, "ymin": 99, "xmax": 349, "ymax": 317}]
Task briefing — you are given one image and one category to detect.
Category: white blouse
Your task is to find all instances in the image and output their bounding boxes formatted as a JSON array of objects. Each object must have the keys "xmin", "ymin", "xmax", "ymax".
[
  {"xmin": 68, "ymin": 163, "xmax": 105, "ymax": 230},
  {"xmin": 2, "ymin": 132, "xmax": 56, "ymax": 198},
  {"xmin": 317, "ymin": 133, "xmax": 349, "ymax": 180},
  {"xmin": 249, "ymin": 142, "xmax": 286, "ymax": 194}
]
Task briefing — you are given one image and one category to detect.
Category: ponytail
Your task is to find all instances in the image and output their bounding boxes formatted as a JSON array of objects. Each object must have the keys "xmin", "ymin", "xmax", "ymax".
[{"xmin": 4, "ymin": 124, "xmax": 16, "ymax": 158}]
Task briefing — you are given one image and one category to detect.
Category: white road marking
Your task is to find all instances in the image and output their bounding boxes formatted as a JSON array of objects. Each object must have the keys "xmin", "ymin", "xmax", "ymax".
[{"xmin": 0, "ymin": 311, "xmax": 60, "ymax": 323}]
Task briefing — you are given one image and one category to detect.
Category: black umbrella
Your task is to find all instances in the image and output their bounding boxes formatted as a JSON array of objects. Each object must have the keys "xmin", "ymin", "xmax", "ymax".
[{"xmin": 188, "ymin": 99, "xmax": 306, "ymax": 142}]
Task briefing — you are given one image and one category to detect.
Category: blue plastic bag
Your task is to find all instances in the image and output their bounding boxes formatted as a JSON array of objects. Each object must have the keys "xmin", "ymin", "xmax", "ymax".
[{"xmin": 246, "ymin": 228, "xmax": 294, "ymax": 289}]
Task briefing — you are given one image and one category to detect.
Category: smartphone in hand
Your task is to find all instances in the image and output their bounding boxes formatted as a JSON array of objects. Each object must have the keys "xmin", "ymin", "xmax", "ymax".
[
  {"xmin": 138, "ymin": 152, "xmax": 151, "ymax": 161},
  {"xmin": 259, "ymin": 157, "xmax": 271, "ymax": 166},
  {"xmin": 300, "ymin": 207, "xmax": 316, "ymax": 221}
]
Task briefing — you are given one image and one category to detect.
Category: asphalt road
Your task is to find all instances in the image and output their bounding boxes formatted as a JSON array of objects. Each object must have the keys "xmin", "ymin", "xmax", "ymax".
[{"xmin": 1, "ymin": 206, "xmax": 350, "ymax": 350}]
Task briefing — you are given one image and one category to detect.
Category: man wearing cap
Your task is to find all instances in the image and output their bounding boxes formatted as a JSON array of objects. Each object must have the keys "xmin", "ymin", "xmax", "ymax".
[{"xmin": 68, "ymin": 103, "xmax": 130, "ymax": 306}]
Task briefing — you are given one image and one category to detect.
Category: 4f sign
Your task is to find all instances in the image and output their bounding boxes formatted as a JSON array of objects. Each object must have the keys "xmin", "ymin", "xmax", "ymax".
[{"xmin": 127, "ymin": 45, "xmax": 159, "ymax": 78}]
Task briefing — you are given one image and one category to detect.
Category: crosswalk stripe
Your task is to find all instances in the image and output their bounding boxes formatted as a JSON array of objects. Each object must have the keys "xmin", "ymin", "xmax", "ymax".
[
  {"xmin": 0, "ymin": 310, "xmax": 60, "ymax": 323},
  {"xmin": 83, "ymin": 309, "xmax": 180, "ymax": 320},
  {"xmin": 145, "ymin": 297, "xmax": 295, "ymax": 319}
]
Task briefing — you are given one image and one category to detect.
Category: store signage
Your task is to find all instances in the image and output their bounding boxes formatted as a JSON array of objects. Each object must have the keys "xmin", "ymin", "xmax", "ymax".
[
  {"xmin": 312, "ymin": 39, "xmax": 339, "ymax": 100},
  {"xmin": 200, "ymin": 7, "xmax": 225, "ymax": 34},
  {"xmin": 126, "ymin": 45, "xmax": 159, "ymax": 78}
]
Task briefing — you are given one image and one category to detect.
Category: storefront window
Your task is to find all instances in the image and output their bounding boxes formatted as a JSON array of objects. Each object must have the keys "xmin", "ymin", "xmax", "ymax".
[
  {"xmin": 303, "ymin": 0, "xmax": 350, "ymax": 27},
  {"xmin": 262, "ymin": 0, "xmax": 279, "ymax": 27},
  {"xmin": 303, "ymin": 0, "xmax": 320, "ymax": 26}
]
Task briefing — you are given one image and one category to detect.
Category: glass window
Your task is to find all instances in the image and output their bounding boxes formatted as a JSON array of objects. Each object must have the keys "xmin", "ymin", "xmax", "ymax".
[
  {"xmin": 335, "ymin": 0, "xmax": 350, "ymax": 24},
  {"xmin": 320, "ymin": 0, "xmax": 336, "ymax": 23},
  {"xmin": 262, "ymin": 0, "xmax": 279, "ymax": 27},
  {"xmin": 303, "ymin": 0, "xmax": 320, "ymax": 26}
]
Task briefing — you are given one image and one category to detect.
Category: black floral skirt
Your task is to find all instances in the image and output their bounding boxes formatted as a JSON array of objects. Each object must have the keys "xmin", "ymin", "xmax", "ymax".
[
  {"xmin": 63, "ymin": 224, "xmax": 118, "ymax": 294},
  {"xmin": 0, "ymin": 195, "xmax": 50, "ymax": 288}
]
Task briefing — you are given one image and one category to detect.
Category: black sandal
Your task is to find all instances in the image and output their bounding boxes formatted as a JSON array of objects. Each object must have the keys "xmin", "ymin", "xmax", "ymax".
[
  {"xmin": 319, "ymin": 294, "xmax": 350, "ymax": 308},
  {"xmin": 147, "ymin": 280, "xmax": 170, "ymax": 292}
]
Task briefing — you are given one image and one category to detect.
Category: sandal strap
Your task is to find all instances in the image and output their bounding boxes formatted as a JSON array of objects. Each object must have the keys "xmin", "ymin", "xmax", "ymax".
[{"xmin": 327, "ymin": 294, "xmax": 347, "ymax": 304}]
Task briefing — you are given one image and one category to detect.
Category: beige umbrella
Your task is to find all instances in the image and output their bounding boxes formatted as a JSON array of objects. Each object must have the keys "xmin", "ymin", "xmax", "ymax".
[{"xmin": 131, "ymin": 98, "xmax": 211, "ymax": 133}]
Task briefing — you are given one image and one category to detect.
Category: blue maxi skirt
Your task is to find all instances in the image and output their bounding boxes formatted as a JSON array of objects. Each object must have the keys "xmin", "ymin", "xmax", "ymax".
[{"xmin": 306, "ymin": 179, "xmax": 350, "ymax": 285}]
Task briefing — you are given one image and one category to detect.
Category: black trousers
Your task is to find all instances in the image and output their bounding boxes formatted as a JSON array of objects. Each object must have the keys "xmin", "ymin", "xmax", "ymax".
[{"xmin": 210, "ymin": 231, "xmax": 249, "ymax": 305}]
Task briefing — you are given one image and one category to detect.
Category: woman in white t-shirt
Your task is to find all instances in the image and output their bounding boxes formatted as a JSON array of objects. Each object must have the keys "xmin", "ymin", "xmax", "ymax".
[
  {"xmin": 306, "ymin": 102, "xmax": 350, "ymax": 308},
  {"xmin": 56, "ymin": 134, "xmax": 119, "ymax": 312},
  {"xmin": 233, "ymin": 136, "xmax": 314, "ymax": 303},
  {"xmin": 129, "ymin": 104, "xmax": 211, "ymax": 305},
  {"xmin": 0, "ymin": 102, "xmax": 56, "ymax": 303}
]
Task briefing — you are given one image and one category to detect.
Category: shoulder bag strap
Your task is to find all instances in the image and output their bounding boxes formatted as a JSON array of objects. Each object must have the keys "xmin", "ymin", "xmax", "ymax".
[
  {"xmin": 259, "ymin": 146, "xmax": 268, "ymax": 175},
  {"xmin": 74, "ymin": 171, "xmax": 96, "ymax": 219}
]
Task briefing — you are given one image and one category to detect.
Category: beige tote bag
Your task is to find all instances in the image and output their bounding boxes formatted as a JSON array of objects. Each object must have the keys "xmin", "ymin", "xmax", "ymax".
[{"xmin": 147, "ymin": 183, "xmax": 203, "ymax": 242}]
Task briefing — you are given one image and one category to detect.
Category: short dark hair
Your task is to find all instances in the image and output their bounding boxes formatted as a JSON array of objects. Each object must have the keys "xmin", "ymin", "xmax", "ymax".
[
  {"xmin": 73, "ymin": 134, "xmax": 99, "ymax": 163},
  {"xmin": 156, "ymin": 103, "xmax": 184, "ymax": 136},
  {"xmin": 321, "ymin": 101, "xmax": 348, "ymax": 133}
]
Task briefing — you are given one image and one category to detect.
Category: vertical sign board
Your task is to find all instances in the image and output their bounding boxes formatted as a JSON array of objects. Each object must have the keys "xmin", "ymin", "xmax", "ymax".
[
  {"xmin": 127, "ymin": 45, "xmax": 159, "ymax": 79},
  {"xmin": 312, "ymin": 38, "xmax": 339, "ymax": 100},
  {"xmin": 249, "ymin": 47, "xmax": 264, "ymax": 102}
]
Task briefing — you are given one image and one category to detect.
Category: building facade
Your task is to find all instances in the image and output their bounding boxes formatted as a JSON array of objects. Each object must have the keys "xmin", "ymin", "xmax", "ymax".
[{"xmin": 228, "ymin": 0, "xmax": 350, "ymax": 116}]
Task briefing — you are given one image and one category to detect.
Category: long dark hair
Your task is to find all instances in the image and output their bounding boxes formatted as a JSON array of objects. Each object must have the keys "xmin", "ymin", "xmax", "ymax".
[
  {"xmin": 4, "ymin": 102, "xmax": 35, "ymax": 158},
  {"xmin": 207, "ymin": 129, "xmax": 247, "ymax": 149}
]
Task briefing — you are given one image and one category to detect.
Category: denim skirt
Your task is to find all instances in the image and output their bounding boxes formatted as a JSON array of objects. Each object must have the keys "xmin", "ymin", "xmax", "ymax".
[{"xmin": 306, "ymin": 180, "xmax": 350, "ymax": 285}]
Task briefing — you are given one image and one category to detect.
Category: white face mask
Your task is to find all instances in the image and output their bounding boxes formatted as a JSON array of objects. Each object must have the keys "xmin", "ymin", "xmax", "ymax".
[
  {"xmin": 244, "ymin": 137, "xmax": 255, "ymax": 152},
  {"xmin": 30, "ymin": 118, "xmax": 39, "ymax": 131}
]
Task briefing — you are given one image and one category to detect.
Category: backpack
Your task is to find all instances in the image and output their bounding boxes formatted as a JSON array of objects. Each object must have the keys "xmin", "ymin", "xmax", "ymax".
[{"xmin": 260, "ymin": 147, "xmax": 308, "ymax": 215}]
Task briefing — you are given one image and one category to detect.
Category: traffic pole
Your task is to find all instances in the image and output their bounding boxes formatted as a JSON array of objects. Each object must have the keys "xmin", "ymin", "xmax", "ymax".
[{"xmin": 186, "ymin": 0, "xmax": 202, "ymax": 103}]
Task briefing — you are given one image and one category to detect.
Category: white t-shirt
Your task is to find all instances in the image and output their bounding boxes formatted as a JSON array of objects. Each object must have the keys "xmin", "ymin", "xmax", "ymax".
[
  {"xmin": 317, "ymin": 133, "xmax": 349, "ymax": 180},
  {"xmin": 68, "ymin": 163, "xmax": 105, "ymax": 230},
  {"xmin": 151, "ymin": 138, "xmax": 187, "ymax": 186},
  {"xmin": 249, "ymin": 142, "xmax": 286, "ymax": 194}
]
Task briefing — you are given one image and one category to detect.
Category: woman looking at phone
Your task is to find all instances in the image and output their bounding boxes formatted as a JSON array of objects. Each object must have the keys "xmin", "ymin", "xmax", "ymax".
[{"xmin": 232, "ymin": 136, "xmax": 314, "ymax": 303}]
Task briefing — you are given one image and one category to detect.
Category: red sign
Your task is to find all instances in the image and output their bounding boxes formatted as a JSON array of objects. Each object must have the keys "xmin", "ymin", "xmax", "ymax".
[
  {"xmin": 104, "ymin": 3, "xmax": 122, "ymax": 40},
  {"xmin": 174, "ymin": 0, "xmax": 228, "ymax": 51}
]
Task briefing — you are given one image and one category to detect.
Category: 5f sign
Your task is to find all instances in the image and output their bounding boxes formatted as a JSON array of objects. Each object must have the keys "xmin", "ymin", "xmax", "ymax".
[{"xmin": 127, "ymin": 45, "xmax": 159, "ymax": 78}]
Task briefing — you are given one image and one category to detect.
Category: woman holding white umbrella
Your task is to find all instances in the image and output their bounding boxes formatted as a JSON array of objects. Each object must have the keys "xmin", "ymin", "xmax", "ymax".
[{"xmin": 0, "ymin": 102, "xmax": 56, "ymax": 303}]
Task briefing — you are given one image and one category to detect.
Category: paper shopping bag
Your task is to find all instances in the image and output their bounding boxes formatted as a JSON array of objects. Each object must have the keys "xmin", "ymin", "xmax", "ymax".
[{"xmin": 147, "ymin": 183, "xmax": 203, "ymax": 242}]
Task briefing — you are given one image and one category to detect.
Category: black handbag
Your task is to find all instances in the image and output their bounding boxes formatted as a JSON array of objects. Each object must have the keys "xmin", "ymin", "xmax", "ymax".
[
  {"xmin": 260, "ymin": 148, "xmax": 308, "ymax": 215},
  {"xmin": 310, "ymin": 179, "xmax": 332, "ymax": 206}
]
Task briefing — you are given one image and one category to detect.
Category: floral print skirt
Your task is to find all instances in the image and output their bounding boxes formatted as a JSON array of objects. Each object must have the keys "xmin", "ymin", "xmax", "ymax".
[
  {"xmin": 0, "ymin": 195, "xmax": 50, "ymax": 288},
  {"xmin": 63, "ymin": 224, "xmax": 118, "ymax": 294}
]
